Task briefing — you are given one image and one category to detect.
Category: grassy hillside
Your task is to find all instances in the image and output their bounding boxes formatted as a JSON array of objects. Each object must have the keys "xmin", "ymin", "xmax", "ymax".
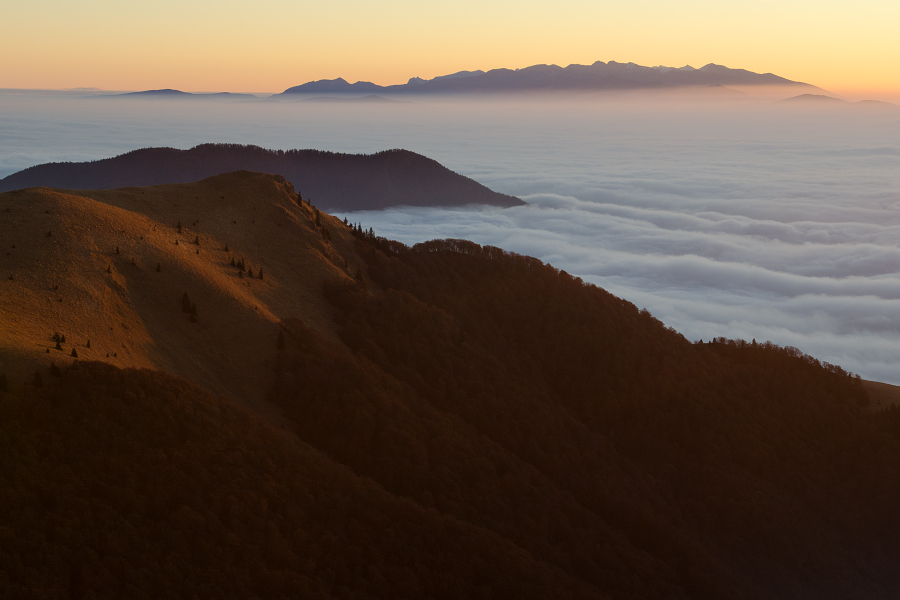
[{"xmin": 0, "ymin": 171, "xmax": 356, "ymax": 414}]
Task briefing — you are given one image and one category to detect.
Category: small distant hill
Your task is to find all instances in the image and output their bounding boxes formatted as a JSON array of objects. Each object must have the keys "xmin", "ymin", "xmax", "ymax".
[
  {"xmin": 778, "ymin": 94, "xmax": 900, "ymax": 112},
  {"xmin": 102, "ymin": 89, "xmax": 259, "ymax": 100},
  {"xmin": 279, "ymin": 61, "xmax": 819, "ymax": 96},
  {"xmin": 779, "ymin": 93, "xmax": 848, "ymax": 104},
  {"xmin": 0, "ymin": 144, "xmax": 523, "ymax": 211}
]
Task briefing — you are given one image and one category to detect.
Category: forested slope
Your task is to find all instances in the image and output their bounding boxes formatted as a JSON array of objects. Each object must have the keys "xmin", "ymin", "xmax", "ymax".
[
  {"xmin": 3, "ymin": 228, "xmax": 900, "ymax": 599},
  {"xmin": 0, "ymin": 363, "xmax": 597, "ymax": 599},
  {"xmin": 270, "ymin": 235, "xmax": 900, "ymax": 599}
]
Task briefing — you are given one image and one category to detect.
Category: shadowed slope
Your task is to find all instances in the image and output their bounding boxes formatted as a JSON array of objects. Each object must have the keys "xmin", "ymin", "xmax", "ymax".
[{"xmin": 0, "ymin": 362, "xmax": 600, "ymax": 599}]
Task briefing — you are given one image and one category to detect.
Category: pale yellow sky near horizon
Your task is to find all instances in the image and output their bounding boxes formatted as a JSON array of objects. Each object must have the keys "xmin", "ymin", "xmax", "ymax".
[{"xmin": 2, "ymin": 0, "xmax": 898, "ymax": 100}]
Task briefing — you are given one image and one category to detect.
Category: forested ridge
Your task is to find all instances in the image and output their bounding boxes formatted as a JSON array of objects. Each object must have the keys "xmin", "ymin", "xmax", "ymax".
[{"xmin": 3, "ymin": 234, "xmax": 900, "ymax": 598}]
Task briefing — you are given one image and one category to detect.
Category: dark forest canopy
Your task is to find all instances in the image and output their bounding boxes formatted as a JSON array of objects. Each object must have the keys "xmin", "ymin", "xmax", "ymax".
[
  {"xmin": 3, "ymin": 233, "xmax": 900, "ymax": 599},
  {"xmin": 0, "ymin": 144, "xmax": 523, "ymax": 211}
]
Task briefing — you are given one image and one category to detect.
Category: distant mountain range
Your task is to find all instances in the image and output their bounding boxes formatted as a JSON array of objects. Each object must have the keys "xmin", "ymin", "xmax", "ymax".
[
  {"xmin": 278, "ymin": 61, "xmax": 818, "ymax": 96},
  {"xmin": 0, "ymin": 144, "xmax": 522, "ymax": 211}
]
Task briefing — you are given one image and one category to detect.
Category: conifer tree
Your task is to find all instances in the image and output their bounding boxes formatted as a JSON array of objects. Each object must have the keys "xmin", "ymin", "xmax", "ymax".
[
  {"xmin": 86, "ymin": 340, "xmax": 91, "ymax": 349},
  {"xmin": 115, "ymin": 246, "xmax": 120, "ymax": 254},
  {"xmin": 230, "ymin": 257, "xmax": 236, "ymax": 267},
  {"xmin": 71, "ymin": 348, "xmax": 78, "ymax": 358},
  {"xmin": 177, "ymin": 220, "xmax": 182, "ymax": 233},
  {"xmin": 194, "ymin": 236, "xmax": 199, "ymax": 245},
  {"xmin": 258, "ymin": 269, "xmax": 264, "ymax": 280},
  {"xmin": 60, "ymin": 335, "xmax": 66, "ymax": 343},
  {"xmin": 248, "ymin": 267, "xmax": 254, "ymax": 278},
  {"xmin": 55, "ymin": 341, "xmax": 62, "ymax": 351},
  {"xmin": 106, "ymin": 265, "xmax": 111, "ymax": 274}
]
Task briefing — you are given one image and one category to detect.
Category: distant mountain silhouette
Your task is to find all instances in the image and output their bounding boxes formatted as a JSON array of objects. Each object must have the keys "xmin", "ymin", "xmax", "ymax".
[
  {"xmin": 280, "ymin": 61, "xmax": 817, "ymax": 96},
  {"xmin": 102, "ymin": 89, "xmax": 259, "ymax": 100},
  {"xmin": 0, "ymin": 144, "xmax": 522, "ymax": 211},
  {"xmin": 777, "ymin": 95, "xmax": 900, "ymax": 112},
  {"xmin": 281, "ymin": 77, "xmax": 384, "ymax": 94},
  {"xmin": 778, "ymin": 93, "xmax": 847, "ymax": 104}
]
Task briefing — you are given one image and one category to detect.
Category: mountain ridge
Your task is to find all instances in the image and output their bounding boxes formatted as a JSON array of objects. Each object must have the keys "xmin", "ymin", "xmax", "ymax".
[
  {"xmin": 0, "ymin": 144, "xmax": 523, "ymax": 211},
  {"xmin": 280, "ymin": 60, "xmax": 819, "ymax": 96}
]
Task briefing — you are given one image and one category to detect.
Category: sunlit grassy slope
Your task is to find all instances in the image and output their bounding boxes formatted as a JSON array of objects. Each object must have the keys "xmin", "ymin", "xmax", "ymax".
[{"xmin": 0, "ymin": 171, "xmax": 360, "ymax": 413}]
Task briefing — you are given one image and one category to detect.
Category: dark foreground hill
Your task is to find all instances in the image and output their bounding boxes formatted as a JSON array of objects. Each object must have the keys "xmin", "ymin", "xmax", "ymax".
[
  {"xmin": 0, "ymin": 144, "xmax": 522, "ymax": 211},
  {"xmin": 2, "ymin": 186, "xmax": 900, "ymax": 598}
]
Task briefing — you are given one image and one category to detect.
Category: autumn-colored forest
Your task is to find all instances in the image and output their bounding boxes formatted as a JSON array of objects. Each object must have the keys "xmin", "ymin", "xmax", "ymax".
[{"xmin": 3, "ymin": 234, "xmax": 900, "ymax": 599}]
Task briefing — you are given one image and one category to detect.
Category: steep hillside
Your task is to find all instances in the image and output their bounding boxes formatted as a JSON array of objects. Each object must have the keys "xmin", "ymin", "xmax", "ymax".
[
  {"xmin": 267, "ymin": 235, "xmax": 900, "ymax": 599},
  {"xmin": 3, "ymin": 179, "xmax": 900, "ymax": 599},
  {"xmin": 0, "ymin": 171, "xmax": 357, "ymax": 413},
  {"xmin": 0, "ymin": 145, "xmax": 523, "ymax": 211}
]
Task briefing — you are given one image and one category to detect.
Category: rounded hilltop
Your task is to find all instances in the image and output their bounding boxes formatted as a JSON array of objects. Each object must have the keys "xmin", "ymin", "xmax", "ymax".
[{"xmin": 0, "ymin": 171, "xmax": 361, "ymax": 412}]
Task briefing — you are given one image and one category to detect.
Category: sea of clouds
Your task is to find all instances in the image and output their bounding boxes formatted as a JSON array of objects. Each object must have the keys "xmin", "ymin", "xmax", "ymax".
[{"xmin": 2, "ymin": 91, "xmax": 899, "ymax": 382}]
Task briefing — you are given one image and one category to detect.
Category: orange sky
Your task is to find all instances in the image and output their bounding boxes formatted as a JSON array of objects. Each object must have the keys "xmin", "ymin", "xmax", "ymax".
[{"xmin": 2, "ymin": 0, "xmax": 898, "ymax": 101}]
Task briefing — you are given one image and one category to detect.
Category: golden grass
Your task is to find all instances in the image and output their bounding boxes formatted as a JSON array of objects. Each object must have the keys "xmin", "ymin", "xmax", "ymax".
[{"xmin": 0, "ymin": 171, "xmax": 359, "ymax": 416}]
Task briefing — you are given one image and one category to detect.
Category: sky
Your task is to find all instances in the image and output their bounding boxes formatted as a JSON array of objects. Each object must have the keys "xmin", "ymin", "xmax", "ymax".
[{"xmin": 2, "ymin": 0, "xmax": 898, "ymax": 100}]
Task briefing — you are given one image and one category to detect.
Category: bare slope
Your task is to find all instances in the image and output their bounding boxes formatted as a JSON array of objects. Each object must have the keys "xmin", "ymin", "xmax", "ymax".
[{"xmin": 0, "ymin": 171, "xmax": 358, "ymax": 413}]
